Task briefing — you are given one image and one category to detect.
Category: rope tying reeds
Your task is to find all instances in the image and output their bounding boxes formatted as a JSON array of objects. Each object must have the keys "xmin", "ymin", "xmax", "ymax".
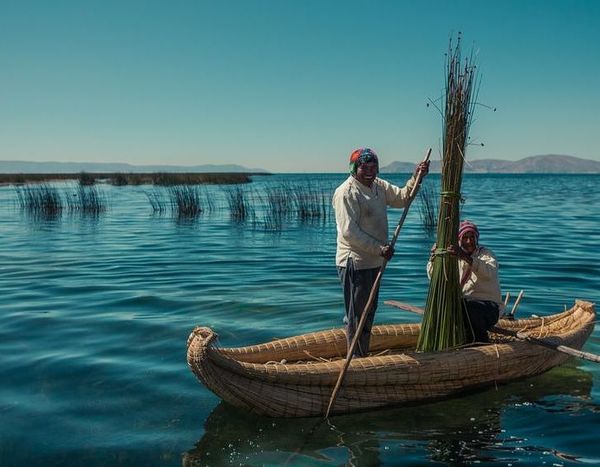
[{"xmin": 439, "ymin": 191, "xmax": 462, "ymax": 199}]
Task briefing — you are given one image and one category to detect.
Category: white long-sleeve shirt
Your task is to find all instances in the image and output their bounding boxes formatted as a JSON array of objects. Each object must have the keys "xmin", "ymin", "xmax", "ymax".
[
  {"xmin": 332, "ymin": 175, "xmax": 417, "ymax": 269},
  {"xmin": 427, "ymin": 245, "xmax": 503, "ymax": 308}
]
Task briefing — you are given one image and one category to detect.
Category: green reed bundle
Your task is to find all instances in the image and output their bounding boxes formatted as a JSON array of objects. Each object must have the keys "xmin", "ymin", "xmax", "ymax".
[{"xmin": 417, "ymin": 36, "xmax": 478, "ymax": 352}]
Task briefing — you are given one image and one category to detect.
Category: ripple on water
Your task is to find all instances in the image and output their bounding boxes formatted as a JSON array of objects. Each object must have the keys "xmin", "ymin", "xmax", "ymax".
[{"xmin": 0, "ymin": 175, "xmax": 599, "ymax": 466}]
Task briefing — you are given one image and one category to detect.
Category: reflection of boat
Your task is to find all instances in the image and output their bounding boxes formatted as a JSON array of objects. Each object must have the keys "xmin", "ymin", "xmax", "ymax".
[
  {"xmin": 183, "ymin": 363, "xmax": 594, "ymax": 466},
  {"xmin": 186, "ymin": 300, "xmax": 595, "ymax": 417}
]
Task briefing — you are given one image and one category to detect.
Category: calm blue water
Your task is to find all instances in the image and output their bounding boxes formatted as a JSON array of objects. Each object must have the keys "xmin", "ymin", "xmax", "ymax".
[{"xmin": 1, "ymin": 173, "xmax": 599, "ymax": 466}]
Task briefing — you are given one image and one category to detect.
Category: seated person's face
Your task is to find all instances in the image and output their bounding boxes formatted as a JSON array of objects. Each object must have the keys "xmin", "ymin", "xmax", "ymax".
[{"xmin": 460, "ymin": 232, "xmax": 477, "ymax": 255}]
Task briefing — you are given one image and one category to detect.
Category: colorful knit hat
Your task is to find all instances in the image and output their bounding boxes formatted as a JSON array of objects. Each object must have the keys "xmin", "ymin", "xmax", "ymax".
[
  {"xmin": 349, "ymin": 148, "xmax": 379, "ymax": 175},
  {"xmin": 458, "ymin": 220, "xmax": 479, "ymax": 244}
]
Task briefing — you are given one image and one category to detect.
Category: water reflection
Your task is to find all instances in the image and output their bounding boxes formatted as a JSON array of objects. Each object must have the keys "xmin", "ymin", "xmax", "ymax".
[{"xmin": 184, "ymin": 364, "xmax": 594, "ymax": 466}]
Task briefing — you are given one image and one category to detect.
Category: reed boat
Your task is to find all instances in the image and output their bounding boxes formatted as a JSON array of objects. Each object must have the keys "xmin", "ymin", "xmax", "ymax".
[{"xmin": 186, "ymin": 300, "xmax": 595, "ymax": 418}]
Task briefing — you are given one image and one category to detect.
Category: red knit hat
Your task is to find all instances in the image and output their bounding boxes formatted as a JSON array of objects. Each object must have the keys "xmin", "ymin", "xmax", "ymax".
[
  {"xmin": 458, "ymin": 220, "xmax": 479, "ymax": 243},
  {"xmin": 349, "ymin": 148, "xmax": 378, "ymax": 175}
]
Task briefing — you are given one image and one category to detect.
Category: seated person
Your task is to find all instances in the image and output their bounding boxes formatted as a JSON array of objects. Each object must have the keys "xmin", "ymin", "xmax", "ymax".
[{"xmin": 427, "ymin": 220, "xmax": 503, "ymax": 343}]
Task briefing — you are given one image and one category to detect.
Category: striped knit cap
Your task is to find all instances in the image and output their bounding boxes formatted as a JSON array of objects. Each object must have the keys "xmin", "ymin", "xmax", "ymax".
[
  {"xmin": 458, "ymin": 220, "xmax": 479, "ymax": 244},
  {"xmin": 349, "ymin": 148, "xmax": 378, "ymax": 175}
]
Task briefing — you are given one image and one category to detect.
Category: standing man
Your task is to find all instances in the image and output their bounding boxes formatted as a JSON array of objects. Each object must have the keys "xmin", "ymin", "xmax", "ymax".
[{"xmin": 333, "ymin": 147, "xmax": 430, "ymax": 357}]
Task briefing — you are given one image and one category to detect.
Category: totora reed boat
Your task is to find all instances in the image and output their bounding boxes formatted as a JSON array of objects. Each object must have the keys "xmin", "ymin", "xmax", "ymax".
[{"xmin": 187, "ymin": 300, "xmax": 595, "ymax": 417}]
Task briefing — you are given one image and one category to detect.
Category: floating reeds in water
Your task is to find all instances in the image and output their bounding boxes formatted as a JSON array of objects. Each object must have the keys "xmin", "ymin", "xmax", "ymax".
[{"xmin": 417, "ymin": 36, "xmax": 478, "ymax": 352}]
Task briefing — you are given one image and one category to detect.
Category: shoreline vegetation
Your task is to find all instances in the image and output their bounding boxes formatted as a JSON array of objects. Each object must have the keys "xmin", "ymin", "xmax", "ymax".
[{"xmin": 0, "ymin": 171, "xmax": 268, "ymax": 186}]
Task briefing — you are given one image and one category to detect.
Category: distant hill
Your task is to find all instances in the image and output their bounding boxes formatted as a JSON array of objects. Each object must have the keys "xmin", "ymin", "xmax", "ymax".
[
  {"xmin": 381, "ymin": 155, "xmax": 600, "ymax": 174},
  {"xmin": 0, "ymin": 160, "xmax": 268, "ymax": 174}
]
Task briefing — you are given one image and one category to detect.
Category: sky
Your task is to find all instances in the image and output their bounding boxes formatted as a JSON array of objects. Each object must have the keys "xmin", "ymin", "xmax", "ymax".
[{"xmin": 0, "ymin": 0, "xmax": 599, "ymax": 173}]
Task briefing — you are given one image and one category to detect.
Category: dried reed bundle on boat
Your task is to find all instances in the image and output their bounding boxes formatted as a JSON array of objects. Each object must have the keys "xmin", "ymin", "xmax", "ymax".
[{"xmin": 417, "ymin": 36, "xmax": 478, "ymax": 351}]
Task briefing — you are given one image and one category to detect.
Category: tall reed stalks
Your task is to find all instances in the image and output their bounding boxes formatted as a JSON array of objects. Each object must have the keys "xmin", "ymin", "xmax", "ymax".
[
  {"xmin": 290, "ymin": 181, "xmax": 330, "ymax": 222},
  {"xmin": 66, "ymin": 184, "xmax": 106, "ymax": 214},
  {"xmin": 417, "ymin": 35, "xmax": 478, "ymax": 351},
  {"xmin": 168, "ymin": 185, "xmax": 203, "ymax": 217},
  {"xmin": 223, "ymin": 186, "xmax": 253, "ymax": 221},
  {"xmin": 145, "ymin": 188, "xmax": 167, "ymax": 214},
  {"xmin": 15, "ymin": 184, "xmax": 62, "ymax": 217},
  {"xmin": 258, "ymin": 184, "xmax": 294, "ymax": 230},
  {"xmin": 418, "ymin": 180, "xmax": 438, "ymax": 234}
]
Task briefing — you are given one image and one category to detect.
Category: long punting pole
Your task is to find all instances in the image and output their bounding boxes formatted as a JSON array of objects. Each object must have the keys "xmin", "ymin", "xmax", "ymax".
[
  {"xmin": 384, "ymin": 300, "xmax": 600, "ymax": 364},
  {"xmin": 325, "ymin": 148, "xmax": 432, "ymax": 418}
]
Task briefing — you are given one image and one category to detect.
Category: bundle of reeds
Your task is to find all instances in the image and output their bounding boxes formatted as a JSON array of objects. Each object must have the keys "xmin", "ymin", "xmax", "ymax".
[{"xmin": 417, "ymin": 36, "xmax": 478, "ymax": 351}]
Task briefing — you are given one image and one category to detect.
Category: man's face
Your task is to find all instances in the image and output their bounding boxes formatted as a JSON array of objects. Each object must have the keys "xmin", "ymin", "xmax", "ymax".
[{"xmin": 355, "ymin": 161, "xmax": 378, "ymax": 187}]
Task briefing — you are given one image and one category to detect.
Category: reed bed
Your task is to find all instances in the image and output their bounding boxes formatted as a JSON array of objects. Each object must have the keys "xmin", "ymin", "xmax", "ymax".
[
  {"xmin": 223, "ymin": 186, "xmax": 254, "ymax": 221},
  {"xmin": 254, "ymin": 181, "xmax": 333, "ymax": 230},
  {"xmin": 11, "ymin": 176, "xmax": 334, "ymax": 228},
  {"xmin": 290, "ymin": 182, "xmax": 331, "ymax": 223},
  {"xmin": 257, "ymin": 183, "xmax": 295, "ymax": 230},
  {"xmin": 15, "ymin": 184, "xmax": 63, "ymax": 217},
  {"xmin": 145, "ymin": 189, "xmax": 167, "ymax": 214},
  {"xmin": 152, "ymin": 172, "xmax": 253, "ymax": 186},
  {"xmin": 168, "ymin": 185, "xmax": 204, "ymax": 218},
  {"xmin": 0, "ymin": 172, "xmax": 258, "ymax": 186},
  {"xmin": 78, "ymin": 172, "xmax": 96, "ymax": 186},
  {"xmin": 417, "ymin": 180, "xmax": 438, "ymax": 234},
  {"xmin": 417, "ymin": 36, "xmax": 479, "ymax": 352},
  {"xmin": 65, "ymin": 185, "xmax": 107, "ymax": 214},
  {"xmin": 146, "ymin": 186, "xmax": 213, "ymax": 217}
]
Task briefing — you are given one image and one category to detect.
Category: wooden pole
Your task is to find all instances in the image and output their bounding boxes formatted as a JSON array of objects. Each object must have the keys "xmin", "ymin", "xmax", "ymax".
[
  {"xmin": 384, "ymin": 300, "xmax": 600, "ymax": 364},
  {"xmin": 325, "ymin": 149, "xmax": 431, "ymax": 418},
  {"xmin": 503, "ymin": 291, "xmax": 510, "ymax": 307},
  {"xmin": 509, "ymin": 289, "xmax": 524, "ymax": 317}
]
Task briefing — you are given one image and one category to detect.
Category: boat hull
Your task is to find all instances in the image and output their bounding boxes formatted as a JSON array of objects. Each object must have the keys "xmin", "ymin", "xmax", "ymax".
[{"xmin": 187, "ymin": 300, "xmax": 595, "ymax": 417}]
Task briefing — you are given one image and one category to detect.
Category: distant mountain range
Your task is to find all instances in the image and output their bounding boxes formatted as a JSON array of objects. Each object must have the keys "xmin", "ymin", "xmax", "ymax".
[
  {"xmin": 0, "ymin": 160, "xmax": 268, "ymax": 174},
  {"xmin": 1, "ymin": 154, "xmax": 599, "ymax": 174},
  {"xmin": 381, "ymin": 155, "xmax": 600, "ymax": 173}
]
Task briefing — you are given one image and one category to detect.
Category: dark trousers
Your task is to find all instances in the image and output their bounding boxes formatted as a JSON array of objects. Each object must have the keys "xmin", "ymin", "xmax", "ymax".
[
  {"xmin": 337, "ymin": 258, "xmax": 380, "ymax": 357},
  {"xmin": 464, "ymin": 299, "xmax": 500, "ymax": 343}
]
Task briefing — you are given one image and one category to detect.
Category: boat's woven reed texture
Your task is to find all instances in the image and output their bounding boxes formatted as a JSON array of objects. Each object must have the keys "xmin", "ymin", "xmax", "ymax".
[{"xmin": 187, "ymin": 300, "xmax": 595, "ymax": 417}]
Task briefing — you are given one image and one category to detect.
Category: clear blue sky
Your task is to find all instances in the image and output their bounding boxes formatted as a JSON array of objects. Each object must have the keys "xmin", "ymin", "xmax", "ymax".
[{"xmin": 1, "ymin": 0, "xmax": 598, "ymax": 172}]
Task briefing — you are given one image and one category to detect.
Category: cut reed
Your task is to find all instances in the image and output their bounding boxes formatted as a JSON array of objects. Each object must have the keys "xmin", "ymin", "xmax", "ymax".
[{"xmin": 417, "ymin": 36, "xmax": 479, "ymax": 351}]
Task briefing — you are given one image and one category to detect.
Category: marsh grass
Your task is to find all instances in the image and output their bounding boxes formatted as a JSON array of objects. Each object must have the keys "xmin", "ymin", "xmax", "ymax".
[
  {"xmin": 0, "ymin": 172, "xmax": 259, "ymax": 186},
  {"xmin": 258, "ymin": 184, "xmax": 294, "ymax": 230},
  {"xmin": 66, "ymin": 184, "xmax": 107, "ymax": 214},
  {"xmin": 152, "ymin": 172, "xmax": 253, "ymax": 186},
  {"xmin": 223, "ymin": 186, "xmax": 254, "ymax": 221},
  {"xmin": 418, "ymin": 181, "xmax": 438, "ymax": 234},
  {"xmin": 291, "ymin": 182, "xmax": 330, "ymax": 223},
  {"xmin": 15, "ymin": 184, "xmax": 62, "ymax": 217},
  {"xmin": 168, "ymin": 185, "xmax": 203, "ymax": 218},
  {"xmin": 78, "ymin": 172, "xmax": 96, "ymax": 186},
  {"xmin": 111, "ymin": 173, "xmax": 129, "ymax": 186},
  {"xmin": 145, "ymin": 189, "xmax": 167, "ymax": 214}
]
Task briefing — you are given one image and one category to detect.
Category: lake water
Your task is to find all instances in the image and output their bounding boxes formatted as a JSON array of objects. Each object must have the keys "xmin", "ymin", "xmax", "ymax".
[{"xmin": 1, "ymin": 173, "xmax": 599, "ymax": 466}]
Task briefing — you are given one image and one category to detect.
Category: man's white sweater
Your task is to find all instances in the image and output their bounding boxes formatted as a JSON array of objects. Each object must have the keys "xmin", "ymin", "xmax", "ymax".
[{"xmin": 332, "ymin": 175, "xmax": 417, "ymax": 270}]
